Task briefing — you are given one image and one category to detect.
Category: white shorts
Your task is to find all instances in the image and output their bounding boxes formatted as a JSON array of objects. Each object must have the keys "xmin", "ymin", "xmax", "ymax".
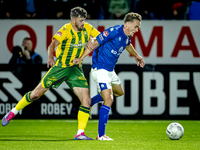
[{"xmin": 91, "ymin": 68, "xmax": 121, "ymax": 92}]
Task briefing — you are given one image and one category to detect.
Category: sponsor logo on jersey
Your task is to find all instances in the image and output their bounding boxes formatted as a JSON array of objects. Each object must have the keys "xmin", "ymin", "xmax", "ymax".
[
  {"xmin": 70, "ymin": 43, "xmax": 87, "ymax": 48},
  {"xmin": 57, "ymin": 31, "xmax": 62, "ymax": 36},
  {"xmin": 103, "ymin": 31, "xmax": 109, "ymax": 37},
  {"xmin": 99, "ymin": 34, "xmax": 104, "ymax": 41}
]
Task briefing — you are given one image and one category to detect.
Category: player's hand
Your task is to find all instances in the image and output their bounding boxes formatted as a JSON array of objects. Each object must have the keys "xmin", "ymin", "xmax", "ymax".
[
  {"xmin": 47, "ymin": 57, "xmax": 55, "ymax": 68},
  {"xmin": 86, "ymin": 37, "xmax": 99, "ymax": 51},
  {"xmin": 23, "ymin": 50, "xmax": 31, "ymax": 59},
  {"xmin": 73, "ymin": 58, "xmax": 82, "ymax": 65},
  {"xmin": 135, "ymin": 55, "xmax": 145, "ymax": 68}
]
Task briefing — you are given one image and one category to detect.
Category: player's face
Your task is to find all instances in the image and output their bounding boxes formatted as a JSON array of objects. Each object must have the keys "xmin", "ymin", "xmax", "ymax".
[
  {"xmin": 24, "ymin": 40, "xmax": 33, "ymax": 51},
  {"xmin": 127, "ymin": 20, "xmax": 141, "ymax": 37},
  {"xmin": 75, "ymin": 16, "xmax": 85, "ymax": 31},
  {"xmin": 22, "ymin": 39, "xmax": 26, "ymax": 47}
]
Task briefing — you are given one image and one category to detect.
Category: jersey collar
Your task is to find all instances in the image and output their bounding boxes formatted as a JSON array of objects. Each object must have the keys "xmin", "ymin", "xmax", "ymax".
[{"xmin": 119, "ymin": 25, "xmax": 129, "ymax": 38}]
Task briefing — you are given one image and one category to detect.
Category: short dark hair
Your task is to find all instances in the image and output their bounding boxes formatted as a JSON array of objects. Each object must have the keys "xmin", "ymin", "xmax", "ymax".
[
  {"xmin": 124, "ymin": 12, "xmax": 142, "ymax": 23},
  {"xmin": 70, "ymin": 6, "xmax": 87, "ymax": 19},
  {"xmin": 23, "ymin": 37, "xmax": 31, "ymax": 41}
]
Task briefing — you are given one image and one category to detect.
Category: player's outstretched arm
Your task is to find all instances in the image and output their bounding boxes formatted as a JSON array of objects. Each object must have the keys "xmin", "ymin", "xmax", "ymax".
[
  {"xmin": 126, "ymin": 44, "xmax": 145, "ymax": 68},
  {"xmin": 85, "ymin": 37, "xmax": 99, "ymax": 51},
  {"xmin": 73, "ymin": 38, "xmax": 99, "ymax": 65},
  {"xmin": 47, "ymin": 39, "xmax": 60, "ymax": 68}
]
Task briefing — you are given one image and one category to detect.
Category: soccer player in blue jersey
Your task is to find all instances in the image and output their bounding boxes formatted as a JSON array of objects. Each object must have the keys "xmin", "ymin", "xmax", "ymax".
[{"xmin": 73, "ymin": 12, "xmax": 145, "ymax": 140}]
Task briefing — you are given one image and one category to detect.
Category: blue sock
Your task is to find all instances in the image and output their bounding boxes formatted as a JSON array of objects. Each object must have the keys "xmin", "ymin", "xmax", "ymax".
[
  {"xmin": 91, "ymin": 93, "xmax": 103, "ymax": 106},
  {"xmin": 91, "ymin": 93, "xmax": 116, "ymax": 107},
  {"xmin": 98, "ymin": 105, "xmax": 110, "ymax": 137}
]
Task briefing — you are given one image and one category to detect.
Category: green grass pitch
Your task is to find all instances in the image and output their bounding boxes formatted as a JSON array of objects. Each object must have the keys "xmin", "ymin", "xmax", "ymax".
[{"xmin": 0, "ymin": 120, "xmax": 200, "ymax": 150}]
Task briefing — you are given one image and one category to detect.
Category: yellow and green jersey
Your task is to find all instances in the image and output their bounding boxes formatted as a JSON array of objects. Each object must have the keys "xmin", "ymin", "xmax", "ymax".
[{"xmin": 53, "ymin": 22, "xmax": 100, "ymax": 68}]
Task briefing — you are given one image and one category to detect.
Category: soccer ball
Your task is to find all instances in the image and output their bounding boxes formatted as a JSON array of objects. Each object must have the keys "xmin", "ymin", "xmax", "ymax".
[{"xmin": 166, "ymin": 122, "xmax": 184, "ymax": 140}]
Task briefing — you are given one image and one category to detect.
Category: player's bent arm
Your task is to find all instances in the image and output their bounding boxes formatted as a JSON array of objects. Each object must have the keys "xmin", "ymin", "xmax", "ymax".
[
  {"xmin": 126, "ymin": 44, "xmax": 145, "ymax": 68},
  {"xmin": 73, "ymin": 47, "xmax": 93, "ymax": 65},
  {"xmin": 80, "ymin": 48, "xmax": 91, "ymax": 60},
  {"xmin": 73, "ymin": 38, "xmax": 99, "ymax": 65},
  {"xmin": 48, "ymin": 39, "xmax": 60, "ymax": 58},
  {"xmin": 47, "ymin": 39, "xmax": 60, "ymax": 68},
  {"xmin": 86, "ymin": 38, "xmax": 99, "ymax": 51},
  {"xmin": 125, "ymin": 44, "xmax": 139, "ymax": 57},
  {"xmin": 82, "ymin": 38, "xmax": 99, "ymax": 59}
]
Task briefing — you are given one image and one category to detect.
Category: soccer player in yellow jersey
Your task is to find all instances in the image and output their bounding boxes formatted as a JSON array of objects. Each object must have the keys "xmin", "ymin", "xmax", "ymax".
[{"xmin": 2, "ymin": 6, "xmax": 100, "ymax": 140}]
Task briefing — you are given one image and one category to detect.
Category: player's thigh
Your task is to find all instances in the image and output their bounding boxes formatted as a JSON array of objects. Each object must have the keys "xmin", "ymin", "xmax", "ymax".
[
  {"xmin": 66, "ymin": 66, "xmax": 90, "ymax": 106},
  {"xmin": 112, "ymin": 84, "xmax": 124, "ymax": 97},
  {"xmin": 73, "ymin": 87, "xmax": 90, "ymax": 107},
  {"xmin": 66, "ymin": 66, "xmax": 89, "ymax": 90},
  {"xmin": 91, "ymin": 68, "xmax": 112, "ymax": 93},
  {"xmin": 41, "ymin": 66, "xmax": 68, "ymax": 89},
  {"xmin": 110, "ymin": 71, "xmax": 124, "ymax": 96}
]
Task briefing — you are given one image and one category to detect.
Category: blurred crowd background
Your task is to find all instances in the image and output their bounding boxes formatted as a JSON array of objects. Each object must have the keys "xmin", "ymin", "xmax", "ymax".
[{"xmin": 0, "ymin": 0, "xmax": 200, "ymax": 20}]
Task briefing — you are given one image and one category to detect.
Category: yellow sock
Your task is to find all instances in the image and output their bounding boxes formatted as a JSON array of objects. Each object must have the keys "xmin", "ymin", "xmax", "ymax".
[
  {"xmin": 15, "ymin": 92, "xmax": 33, "ymax": 111},
  {"xmin": 78, "ymin": 106, "xmax": 90, "ymax": 130}
]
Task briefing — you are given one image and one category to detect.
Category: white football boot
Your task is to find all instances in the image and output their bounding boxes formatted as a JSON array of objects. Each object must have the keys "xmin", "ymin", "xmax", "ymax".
[{"xmin": 96, "ymin": 135, "xmax": 114, "ymax": 141}]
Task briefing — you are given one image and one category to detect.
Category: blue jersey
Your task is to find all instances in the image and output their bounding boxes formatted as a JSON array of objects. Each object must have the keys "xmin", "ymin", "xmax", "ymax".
[{"xmin": 92, "ymin": 25, "xmax": 131, "ymax": 71}]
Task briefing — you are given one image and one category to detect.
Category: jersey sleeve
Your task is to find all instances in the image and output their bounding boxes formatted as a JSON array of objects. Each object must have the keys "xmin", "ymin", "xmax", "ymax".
[
  {"xmin": 96, "ymin": 27, "xmax": 117, "ymax": 45},
  {"xmin": 90, "ymin": 26, "xmax": 100, "ymax": 38},
  {"xmin": 52, "ymin": 24, "xmax": 67, "ymax": 43}
]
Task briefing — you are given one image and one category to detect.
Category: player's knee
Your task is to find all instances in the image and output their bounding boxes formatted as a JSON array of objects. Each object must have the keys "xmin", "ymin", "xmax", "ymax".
[
  {"xmin": 113, "ymin": 90, "xmax": 124, "ymax": 97},
  {"xmin": 82, "ymin": 97, "xmax": 91, "ymax": 107},
  {"xmin": 120, "ymin": 90, "xmax": 124, "ymax": 96},
  {"xmin": 30, "ymin": 92, "xmax": 40, "ymax": 101},
  {"xmin": 110, "ymin": 97, "xmax": 114, "ymax": 104},
  {"xmin": 108, "ymin": 95, "xmax": 114, "ymax": 104},
  {"xmin": 30, "ymin": 95, "xmax": 39, "ymax": 101},
  {"xmin": 104, "ymin": 97, "xmax": 113, "ymax": 107},
  {"xmin": 117, "ymin": 91, "xmax": 124, "ymax": 97},
  {"xmin": 86, "ymin": 97, "xmax": 91, "ymax": 107}
]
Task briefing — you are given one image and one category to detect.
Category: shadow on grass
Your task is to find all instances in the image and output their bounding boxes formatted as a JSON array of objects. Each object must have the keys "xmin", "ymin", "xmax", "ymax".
[
  {"xmin": 0, "ymin": 139, "xmax": 75, "ymax": 141},
  {"xmin": 0, "ymin": 135, "xmax": 76, "ymax": 142}
]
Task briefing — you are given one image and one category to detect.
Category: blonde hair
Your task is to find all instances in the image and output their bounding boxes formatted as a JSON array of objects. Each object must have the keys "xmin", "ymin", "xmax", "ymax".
[
  {"xmin": 124, "ymin": 12, "xmax": 142, "ymax": 23},
  {"xmin": 70, "ymin": 6, "xmax": 87, "ymax": 19}
]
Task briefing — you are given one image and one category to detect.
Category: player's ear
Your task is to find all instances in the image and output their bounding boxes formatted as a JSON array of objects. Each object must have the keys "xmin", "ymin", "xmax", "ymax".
[
  {"xmin": 71, "ymin": 18, "xmax": 75, "ymax": 24},
  {"xmin": 125, "ymin": 22, "xmax": 130, "ymax": 28},
  {"xmin": 124, "ymin": 22, "xmax": 127, "ymax": 28}
]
